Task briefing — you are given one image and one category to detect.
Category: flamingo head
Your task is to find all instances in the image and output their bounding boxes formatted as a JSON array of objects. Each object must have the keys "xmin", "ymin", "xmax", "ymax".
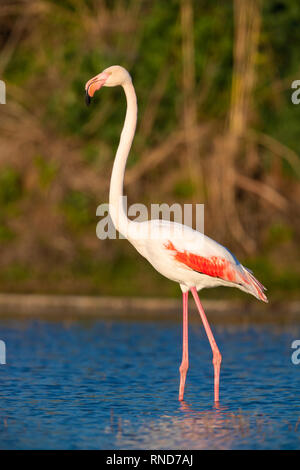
[{"xmin": 85, "ymin": 65, "xmax": 131, "ymax": 105}]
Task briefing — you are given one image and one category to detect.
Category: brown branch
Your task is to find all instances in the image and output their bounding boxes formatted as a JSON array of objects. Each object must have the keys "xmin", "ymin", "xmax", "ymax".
[
  {"xmin": 234, "ymin": 172, "xmax": 288, "ymax": 210},
  {"xmin": 125, "ymin": 125, "xmax": 209, "ymax": 187},
  {"xmin": 138, "ymin": 67, "xmax": 169, "ymax": 142},
  {"xmin": 180, "ymin": 0, "xmax": 203, "ymax": 197},
  {"xmin": 0, "ymin": 9, "xmax": 31, "ymax": 75},
  {"xmin": 247, "ymin": 130, "xmax": 300, "ymax": 179}
]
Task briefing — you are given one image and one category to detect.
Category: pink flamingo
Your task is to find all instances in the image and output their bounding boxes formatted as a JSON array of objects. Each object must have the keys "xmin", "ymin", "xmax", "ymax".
[{"xmin": 85, "ymin": 66, "xmax": 268, "ymax": 403}]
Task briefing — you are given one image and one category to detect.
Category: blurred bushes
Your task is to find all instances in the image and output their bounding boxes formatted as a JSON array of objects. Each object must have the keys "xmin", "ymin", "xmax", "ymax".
[
  {"xmin": 0, "ymin": 167, "xmax": 22, "ymax": 205},
  {"xmin": 0, "ymin": 0, "xmax": 299, "ymax": 298}
]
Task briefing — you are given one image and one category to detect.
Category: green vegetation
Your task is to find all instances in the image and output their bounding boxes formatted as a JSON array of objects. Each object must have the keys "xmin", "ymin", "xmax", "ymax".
[{"xmin": 0, "ymin": 0, "xmax": 299, "ymax": 299}]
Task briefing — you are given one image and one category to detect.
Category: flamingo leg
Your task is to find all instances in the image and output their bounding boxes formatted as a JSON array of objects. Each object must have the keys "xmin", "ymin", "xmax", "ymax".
[
  {"xmin": 179, "ymin": 291, "xmax": 189, "ymax": 401},
  {"xmin": 191, "ymin": 287, "xmax": 222, "ymax": 402}
]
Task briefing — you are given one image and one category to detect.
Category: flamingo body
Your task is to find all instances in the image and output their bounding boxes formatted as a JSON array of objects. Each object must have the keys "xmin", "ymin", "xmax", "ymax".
[{"xmin": 128, "ymin": 219, "xmax": 267, "ymax": 301}]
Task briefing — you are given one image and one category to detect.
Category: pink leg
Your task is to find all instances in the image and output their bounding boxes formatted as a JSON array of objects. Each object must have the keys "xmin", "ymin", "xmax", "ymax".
[
  {"xmin": 179, "ymin": 291, "xmax": 189, "ymax": 401},
  {"xmin": 191, "ymin": 287, "xmax": 222, "ymax": 402}
]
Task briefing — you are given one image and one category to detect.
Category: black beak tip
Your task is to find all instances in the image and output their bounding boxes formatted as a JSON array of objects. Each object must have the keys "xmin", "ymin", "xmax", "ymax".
[{"xmin": 85, "ymin": 91, "xmax": 91, "ymax": 106}]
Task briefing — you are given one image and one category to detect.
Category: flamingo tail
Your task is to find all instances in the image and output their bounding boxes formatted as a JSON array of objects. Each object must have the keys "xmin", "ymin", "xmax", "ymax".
[{"xmin": 241, "ymin": 266, "xmax": 268, "ymax": 303}]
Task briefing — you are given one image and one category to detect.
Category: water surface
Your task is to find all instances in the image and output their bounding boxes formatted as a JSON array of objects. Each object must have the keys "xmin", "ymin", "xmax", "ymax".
[{"xmin": 0, "ymin": 318, "xmax": 299, "ymax": 449}]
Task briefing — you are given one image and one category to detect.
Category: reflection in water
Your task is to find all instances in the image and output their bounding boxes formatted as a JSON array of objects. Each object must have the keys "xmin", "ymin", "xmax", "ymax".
[
  {"xmin": 178, "ymin": 402, "xmax": 253, "ymax": 449},
  {"xmin": 0, "ymin": 319, "xmax": 299, "ymax": 449},
  {"xmin": 112, "ymin": 400, "xmax": 276, "ymax": 449}
]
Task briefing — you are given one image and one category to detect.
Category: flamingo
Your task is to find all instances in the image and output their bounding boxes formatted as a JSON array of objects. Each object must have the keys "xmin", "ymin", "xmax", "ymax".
[{"xmin": 85, "ymin": 65, "xmax": 267, "ymax": 403}]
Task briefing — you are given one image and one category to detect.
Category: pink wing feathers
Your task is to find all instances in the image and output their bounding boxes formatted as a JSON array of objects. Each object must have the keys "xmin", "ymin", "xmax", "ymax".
[{"xmin": 165, "ymin": 240, "xmax": 268, "ymax": 302}]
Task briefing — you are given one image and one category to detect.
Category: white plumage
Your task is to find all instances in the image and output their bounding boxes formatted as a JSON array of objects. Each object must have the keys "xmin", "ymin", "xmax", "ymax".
[{"xmin": 85, "ymin": 65, "xmax": 267, "ymax": 402}]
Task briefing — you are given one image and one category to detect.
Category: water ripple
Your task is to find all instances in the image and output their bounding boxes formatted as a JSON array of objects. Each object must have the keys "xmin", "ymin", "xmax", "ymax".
[{"xmin": 0, "ymin": 319, "xmax": 299, "ymax": 449}]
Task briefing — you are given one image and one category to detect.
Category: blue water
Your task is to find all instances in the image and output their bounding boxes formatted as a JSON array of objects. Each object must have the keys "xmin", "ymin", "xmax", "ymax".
[{"xmin": 0, "ymin": 318, "xmax": 299, "ymax": 449}]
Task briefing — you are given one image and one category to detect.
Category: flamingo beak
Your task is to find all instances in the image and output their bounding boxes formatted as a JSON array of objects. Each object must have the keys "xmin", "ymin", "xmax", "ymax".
[
  {"xmin": 85, "ymin": 90, "xmax": 91, "ymax": 106},
  {"xmin": 85, "ymin": 72, "xmax": 110, "ymax": 106}
]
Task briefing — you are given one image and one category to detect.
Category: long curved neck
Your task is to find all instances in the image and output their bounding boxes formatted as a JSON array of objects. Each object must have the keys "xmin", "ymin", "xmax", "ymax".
[{"xmin": 109, "ymin": 80, "xmax": 137, "ymax": 237}]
